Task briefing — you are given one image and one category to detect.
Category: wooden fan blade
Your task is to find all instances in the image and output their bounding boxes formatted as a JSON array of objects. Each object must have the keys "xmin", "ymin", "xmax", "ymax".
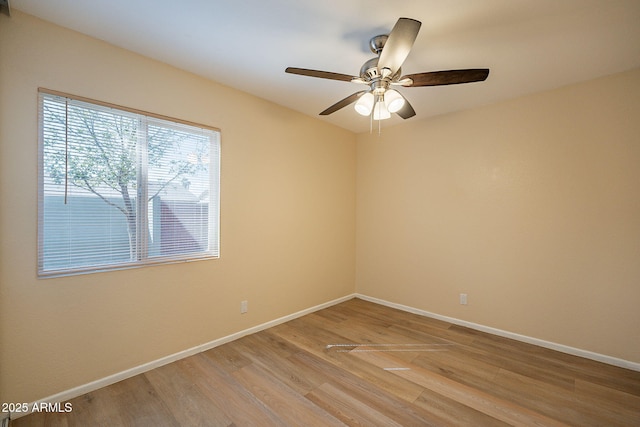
[
  {"xmin": 396, "ymin": 95, "xmax": 416, "ymax": 119},
  {"xmin": 320, "ymin": 91, "xmax": 367, "ymax": 115},
  {"xmin": 377, "ymin": 18, "xmax": 421, "ymax": 77},
  {"xmin": 285, "ymin": 67, "xmax": 357, "ymax": 82},
  {"xmin": 402, "ymin": 69, "xmax": 490, "ymax": 87}
]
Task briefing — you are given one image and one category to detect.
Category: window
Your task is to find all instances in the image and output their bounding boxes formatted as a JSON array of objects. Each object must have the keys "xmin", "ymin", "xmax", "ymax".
[{"xmin": 38, "ymin": 89, "xmax": 220, "ymax": 277}]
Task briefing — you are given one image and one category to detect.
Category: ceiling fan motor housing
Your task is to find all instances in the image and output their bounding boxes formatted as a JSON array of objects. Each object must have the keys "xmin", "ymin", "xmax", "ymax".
[
  {"xmin": 360, "ymin": 59, "xmax": 400, "ymax": 95},
  {"xmin": 360, "ymin": 58, "xmax": 381, "ymax": 80}
]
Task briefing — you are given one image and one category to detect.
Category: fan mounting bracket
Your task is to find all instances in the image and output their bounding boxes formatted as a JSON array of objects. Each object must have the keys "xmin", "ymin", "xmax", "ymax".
[{"xmin": 369, "ymin": 34, "xmax": 388, "ymax": 55}]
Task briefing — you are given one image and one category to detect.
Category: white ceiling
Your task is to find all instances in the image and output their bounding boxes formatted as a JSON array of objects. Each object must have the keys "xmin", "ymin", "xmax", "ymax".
[{"xmin": 10, "ymin": 0, "xmax": 640, "ymax": 133}]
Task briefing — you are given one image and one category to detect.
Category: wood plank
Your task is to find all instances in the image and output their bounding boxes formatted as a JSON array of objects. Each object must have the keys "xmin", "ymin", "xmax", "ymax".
[
  {"xmin": 89, "ymin": 374, "xmax": 179, "ymax": 426},
  {"xmin": 409, "ymin": 345, "xmax": 503, "ymax": 392},
  {"xmin": 178, "ymin": 354, "xmax": 287, "ymax": 426},
  {"xmin": 350, "ymin": 348, "xmax": 570, "ymax": 427},
  {"xmin": 573, "ymin": 378, "xmax": 640, "ymax": 426},
  {"xmin": 231, "ymin": 333, "xmax": 326, "ymax": 395},
  {"xmin": 199, "ymin": 339, "xmax": 253, "ymax": 373},
  {"xmin": 232, "ymin": 362, "xmax": 346, "ymax": 426},
  {"xmin": 306, "ymin": 382, "xmax": 405, "ymax": 427},
  {"xmin": 291, "ymin": 351, "xmax": 447, "ymax": 426},
  {"xmin": 388, "ymin": 319, "xmax": 476, "ymax": 346},
  {"xmin": 270, "ymin": 321, "xmax": 426, "ymax": 402},
  {"xmin": 144, "ymin": 361, "xmax": 232, "ymax": 426},
  {"xmin": 400, "ymin": 323, "xmax": 577, "ymax": 391},
  {"xmin": 414, "ymin": 388, "xmax": 511, "ymax": 427},
  {"xmin": 491, "ymin": 367, "xmax": 585, "ymax": 425}
]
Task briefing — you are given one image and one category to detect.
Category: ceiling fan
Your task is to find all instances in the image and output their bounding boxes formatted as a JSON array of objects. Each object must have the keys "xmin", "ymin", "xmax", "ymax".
[{"xmin": 286, "ymin": 17, "xmax": 489, "ymax": 121}]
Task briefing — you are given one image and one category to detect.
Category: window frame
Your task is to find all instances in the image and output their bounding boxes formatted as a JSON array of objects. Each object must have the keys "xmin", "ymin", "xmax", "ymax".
[{"xmin": 37, "ymin": 88, "xmax": 221, "ymax": 278}]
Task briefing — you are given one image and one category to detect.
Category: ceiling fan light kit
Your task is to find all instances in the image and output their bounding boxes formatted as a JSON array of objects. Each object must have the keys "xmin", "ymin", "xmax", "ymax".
[
  {"xmin": 384, "ymin": 89, "xmax": 405, "ymax": 113},
  {"xmin": 354, "ymin": 92, "xmax": 374, "ymax": 116},
  {"xmin": 373, "ymin": 98, "xmax": 391, "ymax": 120},
  {"xmin": 357, "ymin": 93, "xmax": 400, "ymax": 120},
  {"xmin": 285, "ymin": 17, "xmax": 490, "ymax": 126}
]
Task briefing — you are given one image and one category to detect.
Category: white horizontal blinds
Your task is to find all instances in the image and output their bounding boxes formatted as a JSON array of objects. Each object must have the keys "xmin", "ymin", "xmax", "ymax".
[
  {"xmin": 39, "ymin": 94, "xmax": 138, "ymax": 273},
  {"xmin": 145, "ymin": 118, "xmax": 217, "ymax": 259},
  {"xmin": 38, "ymin": 90, "xmax": 220, "ymax": 277}
]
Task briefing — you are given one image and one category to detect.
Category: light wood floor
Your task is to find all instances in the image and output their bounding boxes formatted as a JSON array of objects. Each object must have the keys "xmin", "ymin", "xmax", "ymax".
[{"xmin": 12, "ymin": 298, "xmax": 640, "ymax": 426}]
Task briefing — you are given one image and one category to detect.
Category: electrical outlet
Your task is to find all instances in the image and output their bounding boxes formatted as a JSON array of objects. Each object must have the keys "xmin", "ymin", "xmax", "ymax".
[
  {"xmin": 240, "ymin": 300, "xmax": 248, "ymax": 314},
  {"xmin": 459, "ymin": 293, "xmax": 468, "ymax": 305}
]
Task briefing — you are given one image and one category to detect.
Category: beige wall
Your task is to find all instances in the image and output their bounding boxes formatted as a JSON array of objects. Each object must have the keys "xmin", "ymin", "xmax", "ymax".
[
  {"xmin": 356, "ymin": 68, "xmax": 640, "ymax": 363},
  {"xmin": 0, "ymin": 11, "xmax": 356, "ymax": 403}
]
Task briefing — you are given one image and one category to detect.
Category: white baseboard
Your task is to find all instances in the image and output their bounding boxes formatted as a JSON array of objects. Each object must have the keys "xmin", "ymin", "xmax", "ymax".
[
  {"xmin": 7, "ymin": 293, "xmax": 356, "ymax": 420},
  {"xmin": 355, "ymin": 293, "xmax": 640, "ymax": 372}
]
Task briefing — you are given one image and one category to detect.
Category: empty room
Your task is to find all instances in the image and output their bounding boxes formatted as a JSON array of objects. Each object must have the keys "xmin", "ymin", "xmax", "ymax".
[{"xmin": 1, "ymin": 0, "xmax": 639, "ymax": 425}]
